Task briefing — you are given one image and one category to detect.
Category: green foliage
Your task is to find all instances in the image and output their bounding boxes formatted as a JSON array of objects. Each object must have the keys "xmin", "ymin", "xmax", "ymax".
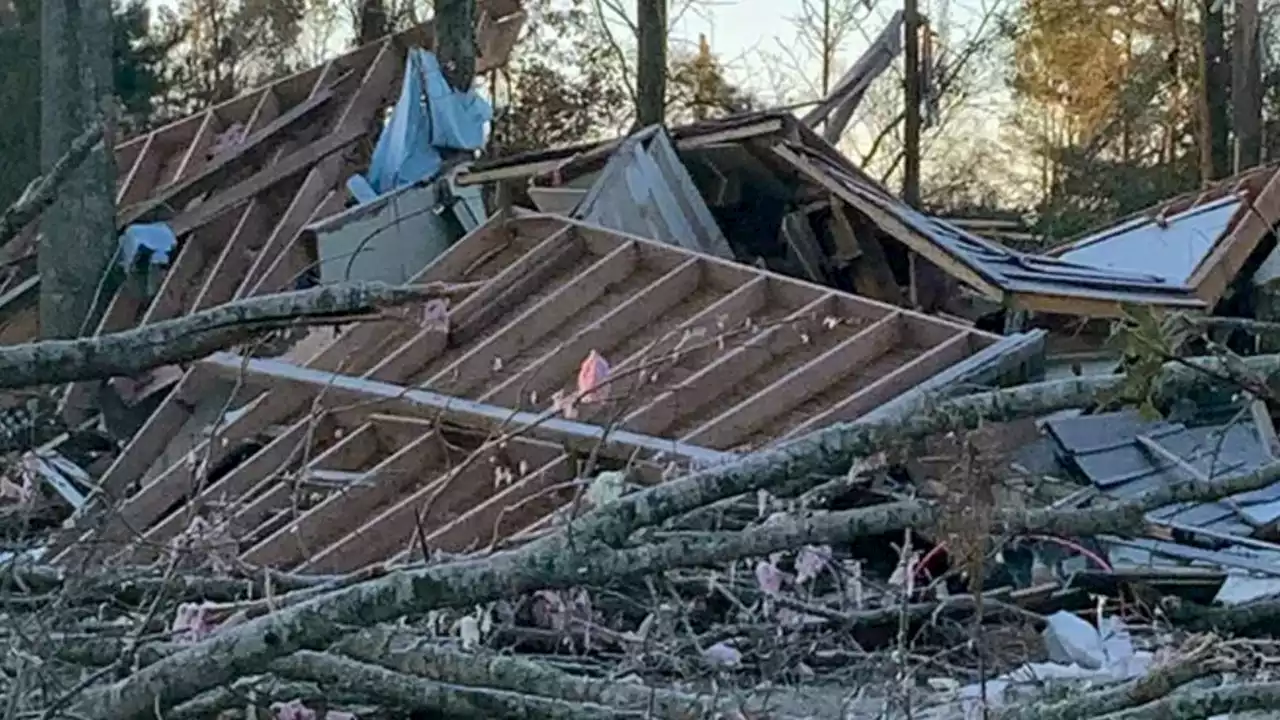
[
  {"xmin": 153, "ymin": 0, "xmax": 308, "ymax": 114},
  {"xmin": 1007, "ymin": 0, "xmax": 1203, "ymax": 241},
  {"xmin": 1108, "ymin": 303, "xmax": 1193, "ymax": 419},
  {"xmin": 0, "ymin": 0, "xmax": 174, "ymax": 214}
]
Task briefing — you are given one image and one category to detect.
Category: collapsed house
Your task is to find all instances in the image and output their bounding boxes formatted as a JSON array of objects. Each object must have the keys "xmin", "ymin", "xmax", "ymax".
[{"xmin": 6, "ymin": 4, "xmax": 1280, "ymax": 705}]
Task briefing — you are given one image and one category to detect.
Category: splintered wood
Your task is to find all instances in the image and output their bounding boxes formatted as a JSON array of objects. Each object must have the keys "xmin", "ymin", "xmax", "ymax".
[{"xmin": 56, "ymin": 215, "xmax": 999, "ymax": 574}]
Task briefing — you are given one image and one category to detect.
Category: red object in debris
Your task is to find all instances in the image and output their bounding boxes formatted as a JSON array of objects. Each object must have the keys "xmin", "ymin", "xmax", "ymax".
[{"xmin": 576, "ymin": 350, "xmax": 610, "ymax": 403}]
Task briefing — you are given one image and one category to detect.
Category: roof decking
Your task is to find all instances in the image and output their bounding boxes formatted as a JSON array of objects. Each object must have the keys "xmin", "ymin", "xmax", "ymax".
[{"xmin": 55, "ymin": 213, "xmax": 1019, "ymax": 572}]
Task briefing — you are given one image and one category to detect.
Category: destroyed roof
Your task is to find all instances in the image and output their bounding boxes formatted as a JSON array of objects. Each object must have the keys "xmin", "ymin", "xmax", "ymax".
[
  {"xmin": 54, "ymin": 213, "xmax": 1041, "ymax": 573},
  {"xmin": 461, "ymin": 112, "xmax": 1208, "ymax": 318},
  {"xmin": 1046, "ymin": 160, "xmax": 1280, "ymax": 308},
  {"xmin": 0, "ymin": 0, "xmax": 527, "ymax": 416},
  {"xmin": 1044, "ymin": 409, "xmax": 1280, "ymax": 537}
]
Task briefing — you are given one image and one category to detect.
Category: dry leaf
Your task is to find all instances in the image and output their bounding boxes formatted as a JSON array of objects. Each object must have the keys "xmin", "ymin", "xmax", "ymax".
[
  {"xmin": 795, "ymin": 545, "xmax": 832, "ymax": 584},
  {"xmin": 755, "ymin": 559, "xmax": 784, "ymax": 595}
]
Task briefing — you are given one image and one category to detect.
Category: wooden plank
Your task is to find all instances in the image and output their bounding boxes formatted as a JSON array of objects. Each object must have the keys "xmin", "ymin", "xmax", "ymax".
[
  {"xmin": 127, "ymin": 414, "xmax": 359, "ymax": 560},
  {"xmin": 247, "ymin": 187, "xmax": 346, "ymax": 295},
  {"xmin": 605, "ymin": 272, "xmax": 771, "ymax": 387},
  {"xmin": 424, "ymin": 241, "xmax": 640, "ymax": 396},
  {"xmin": 243, "ymin": 427, "xmax": 447, "ymax": 569},
  {"xmin": 451, "ymin": 226, "xmax": 585, "ymax": 342},
  {"xmin": 622, "ymin": 294, "xmax": 837, "ymax": 437},
  {"xmin": 1009, "ymin": 290, "xmax": 1204, "ymax": 318},
  {"xmin": 783, "ymin": 332, "xmax": 974, "ymax": 439},
  {"xmin": 779, "ymin": 209, "xmax": 829, "ymax": 283},
  {"xmin": 95, "ymin": 414, "xmax": 333, "ymax": 559},
  {"xmin": 199, "ymin": 353, "xmax": 735, "ymax": 466},
  {"xmin": 165, "ymin": 125, "xmax": 365, "ymax": 239},
  {"xmin": 118, "ymin": 84, "xmax": 341, "ymax": 229},
  {"xmin": 683, "ymin": 311, "xmax": 904, "ymax": 448},
  {"xmin": 417, "ymin": 454, "xmax": 576, "ymax": 556},
  {"xmin": 167, "ymin": 112, "xmax": 220, "ymax": 186},
  {"xmin": 236, "ymin": 42, "xmax": 401, "ymax": 297},
  {"xmin": 772, "ymin": 144, "xmax": 1007, "ymax": 302},
  {"xmin": 365, "ymin": 227, "xmax": 586, "ymax": 383},
  {"xmin": 1190, "ymin": 167, "xmax": 1280, "ymax": 304},
  {"xmin": 116, "ymin": 134, "xmax": 158, "ymax": 206},
  {"xmin": 303, "ymin": 437, "xmax": 565, "ymax": 571},
  {"xmin": 480, "ymin": 256, "xmax": 705, "ymax": 409},
  {"xmin": 91, "ymin": 369, "xmax": 219, "ymax": 501},
  {"xmin": 237, "ymin": 158, "xmax": 340, "ymax": 293},
  {"xmin": 829, "ymin": 200, "xmax": 904, "ymax": 304},
  {"xmin": 219, "ymin": 421, "xmax": 383, "ymax": 549},
  {"xmin": 186, "ymin": 81, "xmax": 298, "ymax": 313}
]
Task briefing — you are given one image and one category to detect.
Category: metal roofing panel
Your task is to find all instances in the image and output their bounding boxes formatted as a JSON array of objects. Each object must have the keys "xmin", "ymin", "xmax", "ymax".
[
  {"xmin": 1046, "ymin": 412, "xmax": 1280, "ymax": 535},
  {"xmin": 819, "ymin": 165, "xmax": 1203, "ymax": 305},
  {"xmin": 1056, "ymin": 196, "xmax": 1241, "ymax": 283}
]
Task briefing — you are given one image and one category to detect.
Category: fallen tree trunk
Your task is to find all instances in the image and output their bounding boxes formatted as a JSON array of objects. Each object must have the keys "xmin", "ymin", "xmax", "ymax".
[
  {"xmin": 555, "ymin": 352, "xmax": 1280, "ymax": 550},
  {"xmin": 69, "ymin": 352, "xmax": 1280, "ymax": 720},
  {"xmin": 0, "ymin": 280, "xmax": 475, "ymax": 388}
]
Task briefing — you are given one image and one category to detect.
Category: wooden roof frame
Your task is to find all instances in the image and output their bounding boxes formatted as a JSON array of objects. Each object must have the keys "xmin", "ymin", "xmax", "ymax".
[
  {"xmin": 53, "ymin": 211, "xmax": 1008, "ymax": 572},
  {"xmin": 0, "ymin": 0, "xmax": 526, "ymax": 414}
]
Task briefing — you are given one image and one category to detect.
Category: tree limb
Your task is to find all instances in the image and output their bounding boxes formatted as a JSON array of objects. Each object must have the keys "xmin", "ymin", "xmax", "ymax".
[
  {"xmin": 271, "ymin": 650, "xmax": 629, "ymax": 720},
  {"xmin": 0, "ymin": 120, "xmax": 105, "ymax": 248},
  {"xmin": 0, "ymin": 280, "xmax": 477, "ymax": 389},
  {"xmin": 1101, "ymin": 681, "xmax": 1280, "ymax": 720},
  {"xmin": 335, "ymin": 627, "xmax": 725, "ymax": 718},
  {"xmin": 69, "ymin": 352, "xmax": 1280, "ymax": 720},
  {"xmin": 992, "ymin": 635, "xmax": 1222, "ymax": 720}
]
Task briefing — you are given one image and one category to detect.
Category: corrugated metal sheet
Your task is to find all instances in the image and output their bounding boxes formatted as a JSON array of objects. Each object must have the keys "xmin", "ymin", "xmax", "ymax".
[{"xmin": 1056, "ymin": 196, "xmax": 1242, "ymax": 283}]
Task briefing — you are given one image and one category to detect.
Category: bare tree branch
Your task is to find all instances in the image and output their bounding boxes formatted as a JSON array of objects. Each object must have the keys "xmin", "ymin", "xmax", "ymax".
[
  {"xmin": 0, "ymin": 120, "xmax": 105, "ymax": 248},
  {"xmin": 67, "ymin": 352, "xmax": 1280, "ymax": 720},
  {"xmin": 0, "ymin": 280, "xmax": 477, "ymax": 389}
]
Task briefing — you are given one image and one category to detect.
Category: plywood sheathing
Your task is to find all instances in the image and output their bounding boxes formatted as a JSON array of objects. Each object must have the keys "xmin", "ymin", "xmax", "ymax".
[
  {"xmin": 0, "ymin": 0, "xmax": 527, "ymax": 419},
  {"xmin": 56, "ymin": 213, "xmax": 999, "ymax": 572},
  {"xmin": 1046, "ymin": 160, "xmax": 1280, "ymax": 308}
]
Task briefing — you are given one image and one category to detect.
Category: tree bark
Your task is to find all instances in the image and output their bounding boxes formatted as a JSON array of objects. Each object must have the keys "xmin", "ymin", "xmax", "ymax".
[
  {"xmin": 356, "ymin": 0, "xmax": 388, "ymax": 46},
  {"xmin": 903, "ymin": 0, "xmax": 922, "ymax": 207},
  {"xmin": 39, "ymin": 0, "xmax": 116, "ymax": 339},
  {"xmin": 0, "ymin": 119, "xmax": 102, "ymax": 247},
  {"xmin": 1232, "ymin": 0, "xmax": 1262, "ymax": 170},
  {"xmin": 0, "ymin": 281, "xmax": 474, "ymax": 390},
  {"xmin": 69, "ymin": 353, "xmax": 1280, "ymax": 720},
  {"xmin": 634, "ymin": 0, "xmax": 668, "ymax": 127},
  {"xmin": 1199, "ymin": 0, "xmax": 1230, "ymax": 181},
  {"xmin": 436, "ymin": 0, "xmax": 476, "ymax": 91}
]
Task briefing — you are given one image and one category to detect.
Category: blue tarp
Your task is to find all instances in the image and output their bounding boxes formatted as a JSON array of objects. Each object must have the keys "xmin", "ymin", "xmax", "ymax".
[{"xmin": 363, "ymin": 49, "xmax": 492, "ymax": 196}]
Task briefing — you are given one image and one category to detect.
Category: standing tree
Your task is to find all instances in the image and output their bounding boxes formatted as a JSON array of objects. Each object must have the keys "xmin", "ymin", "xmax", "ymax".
[
  {"xmin": 39, "ymin": 0, "xmax": 117, "ymax": 339},
  {"xmin": 1201, "ymin": 0, "xmax": 1230, "ymax": 180},
  {"xmin": 436, "ymin": 0, "xmax": 477, "ymax": 91},
  {"xmin": 634, "ymin": 0, "xmax": 667, "ymax": 126}
]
